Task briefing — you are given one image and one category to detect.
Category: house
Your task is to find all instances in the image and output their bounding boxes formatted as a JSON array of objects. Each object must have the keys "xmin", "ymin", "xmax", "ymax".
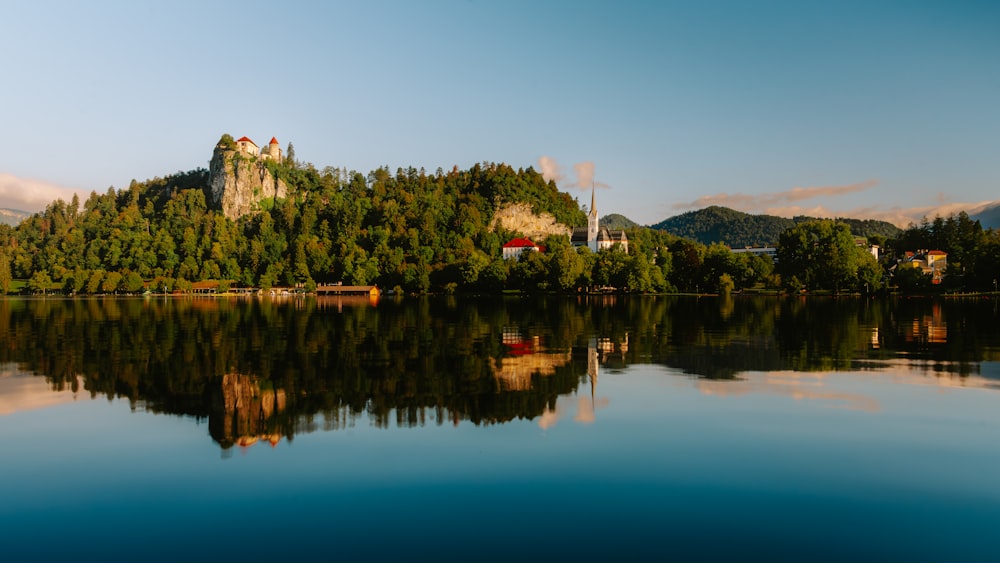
[
  {"xmin": 316, "ymin": 284, "xmax": 381, "ymax": 297},
  {"xmin": 571, "ymin": 185, "xmax": 628, "ymax": 253},
  {"xmin": 191, "ymin": 280, "xmax": 221, "ymax": 294},
  {"xmin": 901, "ymin": 250, "xmax": 948, "ymax": 284},
  {"xmin": 503, "ymin": 237, "xmax": 540, "ymax": 260}
]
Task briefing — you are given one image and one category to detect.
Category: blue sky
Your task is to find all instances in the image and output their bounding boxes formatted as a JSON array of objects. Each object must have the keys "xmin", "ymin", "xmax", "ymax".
[{"xmin": 1, "ymin": 0, "xmax": 997, "ymax": 226}]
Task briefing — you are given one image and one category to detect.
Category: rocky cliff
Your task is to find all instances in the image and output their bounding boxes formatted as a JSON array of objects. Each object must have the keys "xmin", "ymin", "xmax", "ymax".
[
  {"xmin": 208, "ymin": 143, "xmax": 288, "ymax": 220},
  {"xmin": 490, "ymin": 202, "xmax": 571, "ymax": 240}
]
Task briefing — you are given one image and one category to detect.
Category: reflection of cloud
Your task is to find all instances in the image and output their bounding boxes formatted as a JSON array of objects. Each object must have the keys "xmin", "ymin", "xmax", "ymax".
[
  {"xmin": 537, "ymin": 393, "xmax": 609, "ymax": 429},
  {"xmin": 0, "ymin": 173, "xmax": 85, "ymax": 212},
  {"xmin": 537, "ymin": 156, "xmax": 610, "ymax": 191},
  {"xmin": 696, "ymin": 371, "xmax": 881, "ymax": 412},
  {"xmin": 0, "ymin": 370, "xmax": 82, "ymax": 416},
  {"xmin": 692, "ymin": 364, "xmax": 1000, "ymax": 410}
]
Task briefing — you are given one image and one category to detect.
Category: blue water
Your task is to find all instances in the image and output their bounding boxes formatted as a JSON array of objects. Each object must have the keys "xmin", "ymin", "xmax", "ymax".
[{"xmin": 3, "ymin": 363, "xmax": 999, "ymax": 562}]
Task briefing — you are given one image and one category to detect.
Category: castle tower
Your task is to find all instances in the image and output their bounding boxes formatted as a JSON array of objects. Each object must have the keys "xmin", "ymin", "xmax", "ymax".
[{"xmin": 268, "ymin": 137, "xmax": 282, "ymax": 163}]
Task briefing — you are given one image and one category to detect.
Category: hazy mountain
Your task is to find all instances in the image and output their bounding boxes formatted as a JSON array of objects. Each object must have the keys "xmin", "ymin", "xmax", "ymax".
[
  {"xmin": 0, "ymin": 208, "xmax": 30, "ymax": 226},
  {"xmin": 972, "ymin": 203, "xmax": 1000, "ymax": 230},
  {"xmin": 650, "ymin": 206, "xmax": 902, "ymax": 247}
]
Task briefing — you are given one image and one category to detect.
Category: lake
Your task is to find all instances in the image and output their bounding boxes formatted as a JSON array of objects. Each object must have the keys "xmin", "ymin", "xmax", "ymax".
[{"xmin": 2, "ymin": 295, "xmax": 999, "ymax": 561}]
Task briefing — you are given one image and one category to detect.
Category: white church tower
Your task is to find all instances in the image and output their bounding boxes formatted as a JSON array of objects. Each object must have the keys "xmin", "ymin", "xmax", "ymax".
[{"xmin": 587, "ymin": 184, "xmax": 599, "ymax": 252}]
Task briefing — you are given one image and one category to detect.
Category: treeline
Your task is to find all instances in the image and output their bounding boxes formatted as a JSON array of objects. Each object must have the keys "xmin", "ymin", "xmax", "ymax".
[
  {"xmin": 1, "ymin": 145, "xmax": 997, "ymax": 295},
  {"xmin": 882, "ymin": 212, "xmax": 1000, "ymax": 292},
  {"xmin": 0, "ymin": 158, "xmax": 597, "ymax": 294},
  {"xmin": 0, "ymin": 146, "xmax": 781, "ymax": 295}
]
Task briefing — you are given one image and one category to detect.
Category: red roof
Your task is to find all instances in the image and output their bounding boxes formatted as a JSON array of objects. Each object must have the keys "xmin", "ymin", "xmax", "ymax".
[
  {"xmin": 503, "ymin": 237, "xmax": 537, "ymax": 248},
  {"xmin": 269, "ymin": 137, "xmax": 279, "ymax": 145},
  {"xmin": 928, "ymin": 250, "xmax": 947, "ymax": 256},
  {"xmin": 236, "ymin": 136, "xmax": 257, "ymax": 146}
]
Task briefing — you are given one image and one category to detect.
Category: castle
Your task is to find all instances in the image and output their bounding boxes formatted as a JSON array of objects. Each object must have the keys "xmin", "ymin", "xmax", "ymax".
[
  {"xmin": 235, "ymin": 136, "xmax": 282, "ymax": 163},
  {"xmin": 209, "ymin": 134, "xmax": 287, "ymax": 220}
]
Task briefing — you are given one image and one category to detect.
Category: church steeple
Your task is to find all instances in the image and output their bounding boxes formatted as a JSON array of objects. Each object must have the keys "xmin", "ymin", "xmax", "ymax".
[{"xmin": 587, "ymin": 183, "xmax": 599, "ymax": 251}]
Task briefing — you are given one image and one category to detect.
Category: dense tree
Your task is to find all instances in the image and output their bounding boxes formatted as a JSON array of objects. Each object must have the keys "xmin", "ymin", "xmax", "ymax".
[{"xmin": 777, "ymin": 220, "xmax": 879, "ymax": 293}]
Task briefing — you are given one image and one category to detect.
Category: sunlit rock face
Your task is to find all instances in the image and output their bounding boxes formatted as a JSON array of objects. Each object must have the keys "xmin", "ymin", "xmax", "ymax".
[
  {"xmin": 208, "ymin": 142, "xmax": 287, "ymax": 220},
  {"xmin": 490, "ymin": 202, "xmax": 571, "ymax": 241}
]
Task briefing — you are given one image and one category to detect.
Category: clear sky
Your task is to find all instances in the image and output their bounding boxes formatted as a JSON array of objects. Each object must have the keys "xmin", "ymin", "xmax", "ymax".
[{"xmin": 1, "ymin": 0, "xmax": 997, "ymax": 227}]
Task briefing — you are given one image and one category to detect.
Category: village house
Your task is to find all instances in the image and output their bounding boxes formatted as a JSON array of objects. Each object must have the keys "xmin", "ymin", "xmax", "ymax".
[
  {"xmin": 502, "ymin": 238, "xmax": 541, "ymax": 260},
  {"xmin": 899, "ymin": 250, "xmax": 948, "ymax": 284}
]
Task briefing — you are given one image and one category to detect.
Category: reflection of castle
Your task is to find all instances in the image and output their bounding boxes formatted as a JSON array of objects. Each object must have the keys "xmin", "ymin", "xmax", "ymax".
[{"xmin": 209, "ymin": 373, "xmax": 287, "ymax": 450}]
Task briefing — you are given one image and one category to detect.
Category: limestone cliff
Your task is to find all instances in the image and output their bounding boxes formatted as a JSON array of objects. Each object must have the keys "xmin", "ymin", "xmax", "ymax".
[
  {"xmin": 208, "ymin": 143, "xmax": 288, "ymax": 220},
  {"xmin": 490, "ymin": 202, "xmax": 571, "ymax": 240}
]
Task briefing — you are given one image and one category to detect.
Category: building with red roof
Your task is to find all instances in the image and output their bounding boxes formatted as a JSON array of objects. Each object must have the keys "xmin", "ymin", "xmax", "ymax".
[
  {"xmin": 503, "ymin": 237, "xmax": 540, "ymax": 260},
  {"xmin": 234, "ymin": 135, "xmax": 282, "ymax": 163},
  {"xmin": 235, "ymin": 136, "xmax": 259, "ymax": 156}
]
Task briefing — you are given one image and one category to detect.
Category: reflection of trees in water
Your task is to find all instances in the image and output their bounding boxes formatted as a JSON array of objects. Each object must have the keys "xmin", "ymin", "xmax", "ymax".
[{"xmin": 2, "ymin": 295, "xmax": 999, "ymax": 447}]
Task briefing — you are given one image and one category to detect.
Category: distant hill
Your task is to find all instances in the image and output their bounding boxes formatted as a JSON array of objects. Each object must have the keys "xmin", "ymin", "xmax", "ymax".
[
  {"xmin": 650, "ymin": 206, "xmax": 901, "ymax": 247},
  {"xmin": 972, "ymin": 203, "xmax": 1000, "ymax": 230},
  {"xmin": 600, "ymin": 213, "xmax": 638, "ymax": 230},
  {"xmin": 0, "ymin": 208, "xmax": 30, "ymax": 226}
]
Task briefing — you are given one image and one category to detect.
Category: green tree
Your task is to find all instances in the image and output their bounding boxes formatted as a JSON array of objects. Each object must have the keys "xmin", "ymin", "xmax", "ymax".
[
  {"xmin": 777, "ymin": 220, "xmax": 874, "ymax": 292},
  {"xmin": 28, "ymin": 270, "xmax": 53, "ymax": 294},
  {"xmin": 122, "ymin": 271, "xmax": 145, "ymax": 293},
  {"xmin": 0, "ymin": 250, "xmax": 11, "ymax": 294}
]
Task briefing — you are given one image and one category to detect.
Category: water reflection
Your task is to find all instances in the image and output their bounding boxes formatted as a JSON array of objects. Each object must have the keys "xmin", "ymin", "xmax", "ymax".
[{"xmin": 1, "ymin": 295, "xmax": 999, "ymax": 448}]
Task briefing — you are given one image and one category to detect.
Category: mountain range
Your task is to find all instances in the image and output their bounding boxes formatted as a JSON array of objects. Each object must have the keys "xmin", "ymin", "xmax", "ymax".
[{"xmin": 0, "ymin": 208, "xmax": 30, "ymax": 226}]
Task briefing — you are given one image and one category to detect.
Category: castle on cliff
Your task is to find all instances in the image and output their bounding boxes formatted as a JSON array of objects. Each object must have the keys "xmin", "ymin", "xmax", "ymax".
[
  {"xmin": 235, "ymin": 136, "xmax": 282, "ymax": 163},
  {"xmin": 209, "ymin": 134, "xmax": 288, "ymax": 220}
]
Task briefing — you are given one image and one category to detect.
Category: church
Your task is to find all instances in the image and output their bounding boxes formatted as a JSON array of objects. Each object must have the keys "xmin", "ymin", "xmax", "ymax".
[{"xmin": 571, "ymin": 186, "xmax": 628, "ymax": 253}]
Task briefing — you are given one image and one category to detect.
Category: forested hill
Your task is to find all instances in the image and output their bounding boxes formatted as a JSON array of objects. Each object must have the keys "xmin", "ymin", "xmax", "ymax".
[
  {"xmin": 651, "ymin": 206, "xmax": 901, "ymax": 247},
  {"xmin": 1, "ymin": 154, "xmax": 587, "ymax": 294},
  {"xmin": 600, "ymin": 213, "xmax": 638, "ymax": 230}
]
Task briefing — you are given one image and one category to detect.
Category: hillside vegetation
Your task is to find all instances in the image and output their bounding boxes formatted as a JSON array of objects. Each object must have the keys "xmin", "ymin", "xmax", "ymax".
[
  {"xmin": 0, "ymin": 154, "xmax": 587, "ymax": 294},
  {"xmin": 3, "ymin": 137, "xmax": 998, "ymax": 296}
]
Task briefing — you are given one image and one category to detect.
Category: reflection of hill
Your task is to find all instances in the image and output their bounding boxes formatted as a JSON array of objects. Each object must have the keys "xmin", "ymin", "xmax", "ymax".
[{"xmin": 2, "ymin": 296, "xmax": 999, "ymax": 448}]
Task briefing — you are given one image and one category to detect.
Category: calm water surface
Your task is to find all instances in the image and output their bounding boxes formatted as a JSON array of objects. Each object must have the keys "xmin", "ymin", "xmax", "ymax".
[{"xmin": 2, "ymin": 295, "xmax": 999, "ymax": 561}]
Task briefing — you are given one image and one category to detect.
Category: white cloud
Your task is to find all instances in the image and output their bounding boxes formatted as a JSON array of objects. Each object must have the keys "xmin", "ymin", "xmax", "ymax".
[
  {"xmin": 666, "ymin": 179, "xmax": 1000, "ymax": 227},
  {"xmin": 537, "ymin": 155, "xmax": 563, "ymax": 185},
  {"xmin": 674, "ymin": 180, "xmax": 879, "ymax": 212},
  {"xmin": 537, "ymin": 156, "xmax": 610, "ymax": 191},
  {"xmin": 0, "ymin": 173, "xmax": 85, "ymax": 212}
]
